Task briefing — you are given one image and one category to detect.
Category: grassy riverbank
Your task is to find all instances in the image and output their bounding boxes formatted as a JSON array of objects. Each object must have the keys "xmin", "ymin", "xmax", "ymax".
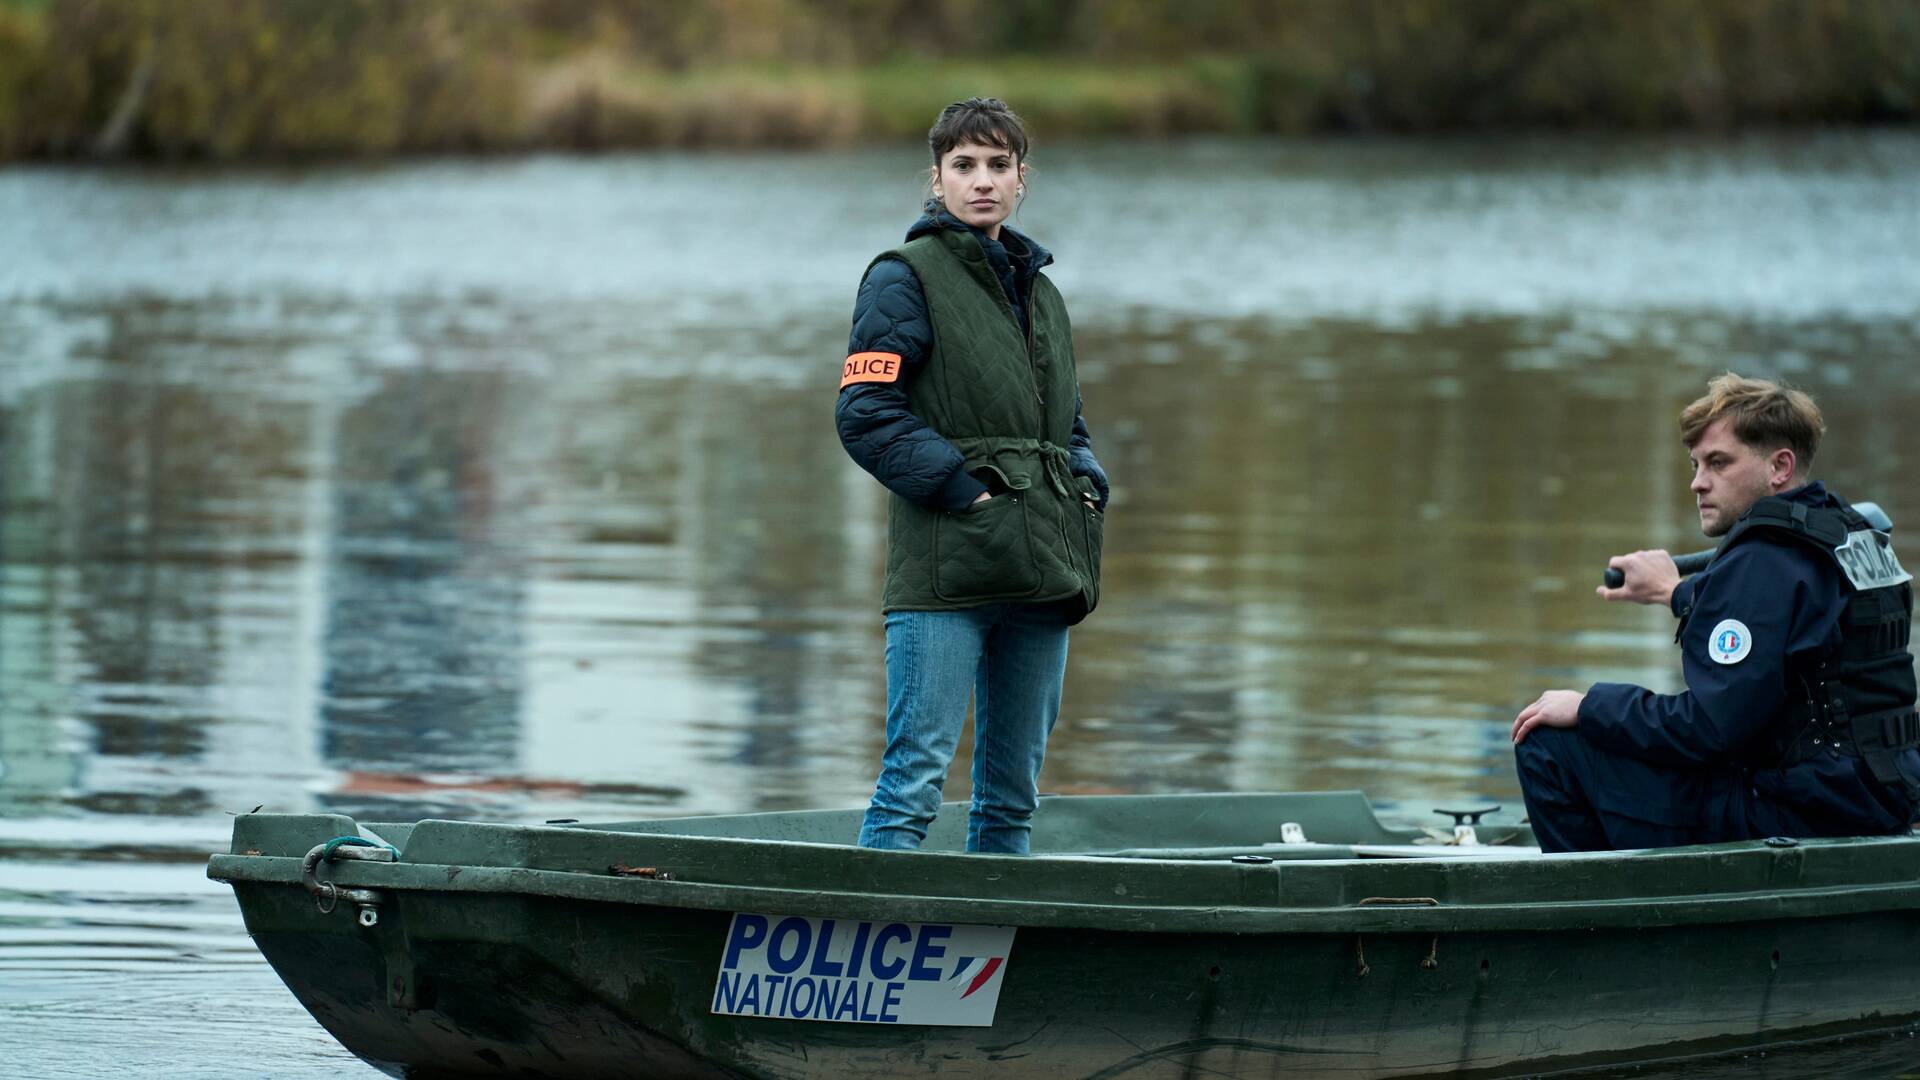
[{"xmin": 3, "ymin": 0, "xmax": 1916, "ymax": 161}]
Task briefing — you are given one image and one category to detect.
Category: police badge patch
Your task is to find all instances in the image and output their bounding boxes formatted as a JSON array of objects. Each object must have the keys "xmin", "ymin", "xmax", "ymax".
[{"xmin": 1708, "ymin": 619, "xmax": 1753, "ymax": 665}]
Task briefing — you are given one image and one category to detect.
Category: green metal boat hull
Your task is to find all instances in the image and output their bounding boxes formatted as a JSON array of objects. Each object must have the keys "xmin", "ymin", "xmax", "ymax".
[{"xmin": 208, "ymin": 793, "xmax": 1920, "ymax": 1078}]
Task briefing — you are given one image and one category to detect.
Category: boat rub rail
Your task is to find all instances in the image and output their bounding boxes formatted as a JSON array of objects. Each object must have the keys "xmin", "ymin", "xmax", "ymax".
[{"xmin": 208, "ymin": 815, "xmax": 1920, "ymax": 935}]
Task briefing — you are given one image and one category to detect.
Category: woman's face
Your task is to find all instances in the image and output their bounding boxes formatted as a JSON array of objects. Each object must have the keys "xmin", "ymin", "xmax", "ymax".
[{"xmin": 932, "ymin": 140, "xmax": 1024, "ymax": 238}]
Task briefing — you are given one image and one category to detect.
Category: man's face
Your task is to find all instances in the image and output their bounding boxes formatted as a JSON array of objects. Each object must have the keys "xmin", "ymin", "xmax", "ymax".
[{"xmin": 1688, "ymin": 417, "xmax": 1789, "ymax": 537}]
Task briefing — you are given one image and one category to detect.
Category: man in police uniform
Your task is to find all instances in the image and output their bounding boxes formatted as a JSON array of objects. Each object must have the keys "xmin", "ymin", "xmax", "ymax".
[{"xmin": 1512, "ymin": 374, "xmax": 1920, "ymax": 852}]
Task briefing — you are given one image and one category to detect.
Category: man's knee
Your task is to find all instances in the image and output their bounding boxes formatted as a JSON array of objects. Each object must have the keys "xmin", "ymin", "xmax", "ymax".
[
  {"xmin": 1515, "ymin": 726, "xmax": 1581, "ymax": 785},
  {"xmin": 1513, "ymin": 728, "xmax": 1609, "ymax": 852}
]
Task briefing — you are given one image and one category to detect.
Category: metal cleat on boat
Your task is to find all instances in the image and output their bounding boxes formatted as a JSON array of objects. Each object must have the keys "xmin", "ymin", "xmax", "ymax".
[
  {"xmin": 1433, "ymin": 806, "xmax": 1501, "ymax": 846},
  {"xmin": 301, "ymin": 836, "xmax": 396, "ymax": 929}
]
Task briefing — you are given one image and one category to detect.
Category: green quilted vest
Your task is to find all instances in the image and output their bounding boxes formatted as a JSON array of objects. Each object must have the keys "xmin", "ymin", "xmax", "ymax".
[{"xmin": 876, "ymin": 228, "xmax": 1104, "ymax": 621}]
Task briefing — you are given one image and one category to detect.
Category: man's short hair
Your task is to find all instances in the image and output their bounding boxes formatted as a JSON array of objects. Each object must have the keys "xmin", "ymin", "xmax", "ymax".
[{"xmin": 1678, "ymin": 373, "xmax": 1824, "ymax": 473}]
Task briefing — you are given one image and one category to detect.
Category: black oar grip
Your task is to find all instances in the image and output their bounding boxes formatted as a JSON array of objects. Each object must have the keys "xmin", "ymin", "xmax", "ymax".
[{"xmin": 1603, "ymin": 549, "xmax": 1716, "ymax": 589}]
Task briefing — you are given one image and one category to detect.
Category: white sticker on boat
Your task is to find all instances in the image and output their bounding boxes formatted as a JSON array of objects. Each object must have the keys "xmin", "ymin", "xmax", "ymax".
[
  {"xmin": 1707, "ymin": 618, "xmax": 1752, "ymax": 665},
  {"xmin": 711, "ymin": 913, "xmax": 1015, "ymax": 1026},
  {"xmin": 1835, "ymin": 529, "xmax": 1912, "ymax": 591}
]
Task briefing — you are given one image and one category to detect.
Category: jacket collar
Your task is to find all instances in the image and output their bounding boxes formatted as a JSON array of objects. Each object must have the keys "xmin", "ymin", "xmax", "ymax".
[
  {"xmin": 1775, "ymin": 480, "xmax": 1833, "ymax": 507},
  {"xmin": 905, "ymin": 205, "xmax": 1054, "ymax": 275}
]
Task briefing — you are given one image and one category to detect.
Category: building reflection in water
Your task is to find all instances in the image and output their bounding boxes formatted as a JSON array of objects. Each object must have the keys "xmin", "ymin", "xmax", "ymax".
[
  {"xmin": 511, "ymin": 319, "xmax": 884, "ymax": 818},
  {"xmin": 0, "ymin": 301, "xmax": 326, "ymax": 820},
  {"xmin": 317, "ymin": 368, "xmax": 530, "ymax": 822}
]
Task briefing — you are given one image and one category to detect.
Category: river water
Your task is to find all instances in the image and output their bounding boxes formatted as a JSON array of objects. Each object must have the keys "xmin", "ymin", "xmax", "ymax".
[{"xmin": 3, "ymin": 133, "xmax": 1919, "ymax": 1077}]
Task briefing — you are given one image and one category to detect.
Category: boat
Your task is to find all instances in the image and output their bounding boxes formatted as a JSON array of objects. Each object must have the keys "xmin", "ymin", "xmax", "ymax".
[{"xmin": 206, "ymin": 791, "xmax": 1920, "ymax": 1078}]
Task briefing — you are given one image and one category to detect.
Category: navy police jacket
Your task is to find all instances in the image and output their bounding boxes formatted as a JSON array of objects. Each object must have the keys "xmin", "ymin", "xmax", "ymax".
[
  {"xmin": 1579, "ymin": 482, "xmax": 1918, "ymax": 836},
  {"xmin": 835, "ymin": 207, "xmax": 1109, "ymax": 513}
]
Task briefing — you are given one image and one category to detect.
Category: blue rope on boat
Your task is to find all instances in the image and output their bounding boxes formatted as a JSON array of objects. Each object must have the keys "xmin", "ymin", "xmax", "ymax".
[{"xmin": 320, "ymin": 835, "xmax": 398, "ymax": 860}]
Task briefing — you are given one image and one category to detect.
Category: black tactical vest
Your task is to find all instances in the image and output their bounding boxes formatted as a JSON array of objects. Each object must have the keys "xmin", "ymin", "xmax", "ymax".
[{"xmin": 1709, "ymin": 496, "xmax": 1919, "ymax": 783}]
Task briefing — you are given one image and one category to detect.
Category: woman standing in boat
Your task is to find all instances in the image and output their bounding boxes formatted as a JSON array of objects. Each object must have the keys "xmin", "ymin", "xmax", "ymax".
[{"xmin": 836, "ymin": 97, "xmax": 1109, "ymax": 855}]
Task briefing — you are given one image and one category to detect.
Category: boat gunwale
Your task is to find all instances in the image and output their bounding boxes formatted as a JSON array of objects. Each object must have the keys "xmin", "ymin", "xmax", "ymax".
[{"xmin": 209, "ymin": 836, "xmax": 1920, "ymax": 934}]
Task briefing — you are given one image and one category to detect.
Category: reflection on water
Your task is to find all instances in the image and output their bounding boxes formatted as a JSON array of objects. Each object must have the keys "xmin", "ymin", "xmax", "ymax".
[
  {"xmin": 318, "ymin": 370, "xmax": 529, "ymax": 822},
  {"xmin": 3, "ymin": 133, "xmax": 1919, "ymax": 1076}
]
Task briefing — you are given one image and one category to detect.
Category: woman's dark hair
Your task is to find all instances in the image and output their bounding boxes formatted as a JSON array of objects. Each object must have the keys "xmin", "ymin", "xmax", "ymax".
[{"xmin": 927, "ymin": 97, "xmax": 1029, "ymax": 166}]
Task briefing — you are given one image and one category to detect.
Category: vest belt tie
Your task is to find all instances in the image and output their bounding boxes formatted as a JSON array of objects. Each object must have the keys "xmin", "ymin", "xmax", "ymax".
[
  {"xmin": 949, "ymin": 437, "xmax": 1079, "ymax": 499},
  {"xmin": 1040, "ymin": 444, "xmax": 1077, "ymax": 500}
]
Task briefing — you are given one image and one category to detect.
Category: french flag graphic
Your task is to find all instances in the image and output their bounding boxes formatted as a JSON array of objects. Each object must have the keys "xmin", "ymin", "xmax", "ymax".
[{"xmin": 948, "ymin": 955, "xmax": 1006, "ymax": 1000}]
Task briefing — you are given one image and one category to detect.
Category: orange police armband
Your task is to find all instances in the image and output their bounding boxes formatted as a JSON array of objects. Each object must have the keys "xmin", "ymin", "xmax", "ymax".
[{"xmin": 841, "ymin": 352, "xmax": 904, "ymax": 389}]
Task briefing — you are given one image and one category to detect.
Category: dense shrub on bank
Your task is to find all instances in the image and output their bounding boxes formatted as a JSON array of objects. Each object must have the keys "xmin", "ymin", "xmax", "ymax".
[
  {"xmin": 0, "ymin": 3, "xmax": 49, "ymax": 158},
  {"xmin": 0, "ymin": 0, "xmax": 1914, "ymax": 161},
  {"xmin": 4, "ymin": 0, "xmax": 524, "ymax": 158}
]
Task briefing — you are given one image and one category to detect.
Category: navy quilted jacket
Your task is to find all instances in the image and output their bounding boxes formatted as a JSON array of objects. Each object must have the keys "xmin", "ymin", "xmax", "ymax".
[{"xmin": 836, "ymin": 208, "xmax": 1110, "ymax": 512}]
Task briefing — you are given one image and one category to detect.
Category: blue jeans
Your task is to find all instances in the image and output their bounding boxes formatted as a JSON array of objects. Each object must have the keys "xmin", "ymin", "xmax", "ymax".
[{"xmin": 857, "ymin": 603, "xmax": 1071, "ymax": 854}]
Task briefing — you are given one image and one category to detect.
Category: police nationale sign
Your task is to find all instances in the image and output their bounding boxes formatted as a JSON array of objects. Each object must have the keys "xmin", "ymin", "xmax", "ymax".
[{"xmin": 711, "ymin": 913, "xmax": 1015, "ymax": 1026}]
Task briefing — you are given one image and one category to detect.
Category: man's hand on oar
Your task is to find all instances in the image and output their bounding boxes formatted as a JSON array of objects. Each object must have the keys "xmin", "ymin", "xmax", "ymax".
[{"xmin": 1597, "ymin": 549, "xmax": 1680, "ymax": 606}]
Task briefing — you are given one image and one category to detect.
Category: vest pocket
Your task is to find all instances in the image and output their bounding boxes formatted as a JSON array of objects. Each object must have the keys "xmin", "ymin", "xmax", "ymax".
[
  {"xmin": 933, "ymin": 494, "xmax": 1044, "ymax": 603},
  {"xmin": 1080, "ymin": 502, "xmax": 1105, "ymax": 612}
]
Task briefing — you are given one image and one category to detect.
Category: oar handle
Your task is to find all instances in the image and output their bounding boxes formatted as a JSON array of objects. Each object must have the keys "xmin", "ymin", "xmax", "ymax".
[{"xmin": 1603, "ymin": 549, "xmax": 1716, "ymax": 589}]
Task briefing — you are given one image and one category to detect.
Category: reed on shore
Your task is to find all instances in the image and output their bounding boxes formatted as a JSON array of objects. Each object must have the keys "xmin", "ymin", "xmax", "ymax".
[{"xmin": 2, "ymin": 0, "xmax": 1915, "ymax": 161}]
